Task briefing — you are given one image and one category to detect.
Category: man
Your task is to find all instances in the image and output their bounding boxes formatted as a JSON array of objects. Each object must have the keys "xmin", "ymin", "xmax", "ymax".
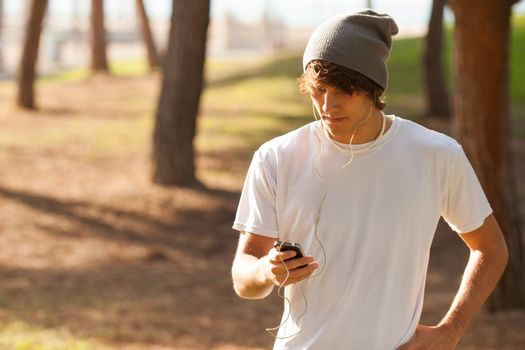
[{"xmin": 231, "ymin": 9, "xmax": 508, "ymax": 350}]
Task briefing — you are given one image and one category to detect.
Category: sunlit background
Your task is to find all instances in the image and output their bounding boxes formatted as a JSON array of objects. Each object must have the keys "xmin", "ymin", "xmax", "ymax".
[{"xmin": 0, "ymin": 1, "xmax": 524, "ymax": 349}]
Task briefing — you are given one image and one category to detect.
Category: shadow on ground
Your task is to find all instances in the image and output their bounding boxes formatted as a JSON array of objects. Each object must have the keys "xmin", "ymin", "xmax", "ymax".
[{"xmin": 0, "ymin": 181, "xmax": 284, "ymax": 349}]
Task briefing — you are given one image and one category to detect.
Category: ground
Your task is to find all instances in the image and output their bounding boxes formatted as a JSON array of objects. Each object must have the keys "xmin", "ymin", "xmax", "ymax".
[{"xmin": 0, "ymin": 70, "xmax": 524, "ymax": 350}]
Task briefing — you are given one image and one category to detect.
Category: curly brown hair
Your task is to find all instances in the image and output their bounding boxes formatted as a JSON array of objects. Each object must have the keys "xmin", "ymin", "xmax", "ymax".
[{"xmin": 298, "ymin": 60, "xmax": 386, "ymax": 110}]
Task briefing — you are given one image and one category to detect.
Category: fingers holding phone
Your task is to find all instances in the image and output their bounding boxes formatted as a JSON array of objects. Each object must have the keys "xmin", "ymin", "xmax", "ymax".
[{"xmin": 263, "ymin": 241, "xmax": 318, "ymax": 287}]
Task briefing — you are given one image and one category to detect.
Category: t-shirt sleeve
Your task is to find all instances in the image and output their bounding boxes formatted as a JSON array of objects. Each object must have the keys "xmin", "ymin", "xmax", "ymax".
[
  {"xmin": 232, "ymin": 149, "xmax": 279, "ymax": 237},
  {"xmin": 441, "ymin": 144, "xmax": 493, "ymax": 234}
]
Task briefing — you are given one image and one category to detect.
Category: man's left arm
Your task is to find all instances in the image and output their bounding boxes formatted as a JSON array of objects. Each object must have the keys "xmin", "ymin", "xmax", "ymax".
[{"xmin": 398, "ymin": 214, "xmax": 509, "ymax": 350}]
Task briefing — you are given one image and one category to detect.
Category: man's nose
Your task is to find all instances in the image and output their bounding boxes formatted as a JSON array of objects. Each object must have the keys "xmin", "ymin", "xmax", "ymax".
[{"xmin": 321, "ymin": 92, "xmax": 338, "ymax": 113}]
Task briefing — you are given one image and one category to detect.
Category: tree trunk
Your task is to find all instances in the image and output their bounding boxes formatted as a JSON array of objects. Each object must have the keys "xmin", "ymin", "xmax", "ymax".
[
  {"xmin": 449, "ymin": 0, "xmax": 524, "ymax": 310},
  {"xmin": 0, "ymin": 0, "xmax": 4, "ymax": 72},
  {"xmin": 90, "ymin": 0, "xmax": 108, "ymax": 72},
  {"xmin": 423, "ymin": 0, "xmax": 451, "ymax": 119},
  {"xmin": 152, "ymin": 0, "xmax": 210, "ymax": 186},
  {"xmin": 366, "ymin": 0, "xmax": 373, "ymax": 9},
  {"xmin": 135, "ymin": 0, "xmax": 159, "ymax": 70},
  {"xmin": 16, "ymin": 0, "xmax": 48, "ymax": 109}
]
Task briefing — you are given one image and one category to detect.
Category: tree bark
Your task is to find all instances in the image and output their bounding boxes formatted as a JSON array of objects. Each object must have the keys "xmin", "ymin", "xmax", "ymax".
[
  {"xmin": 449, "ymin": 0, "xmax": 524, "ymax": 310},
  {"xmin": 16, "ymin": 0, "xmax": 48, "ymax": 109},
  {"xmin": 90, "ymin": 0, "xmax": 108, "ymax": 72},
  {"xmin": 0, "ymin": 0, "xmax": 4, "ymax": 72},
  {"xmin": 152, "ymin": 0, "xmax": 210, "ymax": 186},
  {"xmin": 423, "ymin": 0, "xmax": 451, "ymax": 119},
  {"xmin": 135, "ymin": 0, "xmax": 159, "ymax": 70}
]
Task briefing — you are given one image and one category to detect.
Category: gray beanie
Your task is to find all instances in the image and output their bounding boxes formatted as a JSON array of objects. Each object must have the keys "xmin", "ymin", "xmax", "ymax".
[{"xmin": 303, "ymin": 9, "xmax": 399, "ymax": 89}]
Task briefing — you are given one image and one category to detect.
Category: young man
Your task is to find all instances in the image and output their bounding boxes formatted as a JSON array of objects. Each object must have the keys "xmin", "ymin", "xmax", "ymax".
[{"xmin": 231, "ymin": 9, "xmax": 508, "ymax": 350}]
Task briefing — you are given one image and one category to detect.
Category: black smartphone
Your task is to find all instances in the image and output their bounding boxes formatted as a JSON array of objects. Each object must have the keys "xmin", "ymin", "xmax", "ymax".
[{"xmin": 274, "ymin": 240, "xmax": 305, "ymax": 261}]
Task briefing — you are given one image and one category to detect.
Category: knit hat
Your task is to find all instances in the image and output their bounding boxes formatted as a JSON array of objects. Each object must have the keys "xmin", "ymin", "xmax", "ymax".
[{"xmin": 303, "ymin": 9, "xmax": 399, "ymax": 89}]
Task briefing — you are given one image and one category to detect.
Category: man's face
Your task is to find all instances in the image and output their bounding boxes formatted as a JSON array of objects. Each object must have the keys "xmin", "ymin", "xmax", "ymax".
[{"xmin": 310, "ymin": 83, "xmax": 372, "ymax": 143}]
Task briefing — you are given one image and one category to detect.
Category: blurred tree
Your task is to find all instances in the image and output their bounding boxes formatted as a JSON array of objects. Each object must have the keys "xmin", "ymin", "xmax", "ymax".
[
  {"xmin": 135, "ymin": 0, "xmax": 159, "ymax": 70},
  {"xmin": 152, "ymin": 0, "xmax": 210, "ymax": 186},
  {"xmin": 423, "ymin": 0, "xmax": 450, "ymax": 119},
  {"xmin": 91, "ymin": 0, "xmax": 108, "ymax": 72},
  {"xmin": 449, "ymin": 0, "xmax": 524, "ymax": 310},
  {"xmin": 17, "ymin": 0, "xmax": 48, "ymax": 109},
  {"xmin": 0, "ymin": 0, "xmax": 4, "ymax": 72}
]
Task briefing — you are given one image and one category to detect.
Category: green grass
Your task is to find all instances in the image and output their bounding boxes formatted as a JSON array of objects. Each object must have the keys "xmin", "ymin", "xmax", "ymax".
[
  {"xmin": 387, "ymin": 37, "xmax": 423, "ymax": 96},
  {"xmin": 0, "ymin": 321, "xmax": 99, "ymax": 350},
  {"xmin": 511, "ymin": 14, "xmax": 525, "ymax": 101},
  {"xmin": 38, "ymin": 13, "xmax": 525, "ymax": 111},
  {"xmin": 387, "ymin": 15, "xmax": 524, "ymax": 121},
  {"xmin": 42, "ymin": 60, "xmax": 151, "ymax": 82},
  {"xmin": 384, "ymin": 37, "xmax": 425, "ymax": 120},
  {"xmin": 40, "ymin": 68, "xmax": 89, "ymax": 82},
  {"xmin": 199, "ymin": 53, "xmax": 312, "ymax": 154}
]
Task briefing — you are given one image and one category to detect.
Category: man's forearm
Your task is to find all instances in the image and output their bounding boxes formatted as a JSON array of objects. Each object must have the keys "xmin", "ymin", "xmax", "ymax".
[
  {"xmin": 232, "ymin": 254, "xmax": 274, "ymax": 299},
  {"xmin": 438, "ymin": 246, "xmax": 508, "ymax": 342},
  {"xmin": 399, "ymin": 217, "xmax": 509, "ymax": 349}
]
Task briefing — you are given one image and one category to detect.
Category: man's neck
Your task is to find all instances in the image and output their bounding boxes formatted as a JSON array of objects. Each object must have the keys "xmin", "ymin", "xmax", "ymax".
[{"xmin": 328, "ymin": 110, "xmax": 391, "ymax": 144}]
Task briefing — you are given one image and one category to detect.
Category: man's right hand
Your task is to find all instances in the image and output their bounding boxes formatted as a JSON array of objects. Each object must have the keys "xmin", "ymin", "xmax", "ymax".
[
  {"xmin": 232, "ymin": 231, "xmax": 318, "ymax": 299},
  {"xmin": 261, "ymin": 248, "xmax": 318, "ymax": 287}
]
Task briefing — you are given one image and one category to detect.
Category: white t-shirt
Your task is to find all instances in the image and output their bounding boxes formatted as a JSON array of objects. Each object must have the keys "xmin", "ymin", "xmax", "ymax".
[{"xmin": 233, "ymin": 116, "xmax": 492, "ymax": 350}]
